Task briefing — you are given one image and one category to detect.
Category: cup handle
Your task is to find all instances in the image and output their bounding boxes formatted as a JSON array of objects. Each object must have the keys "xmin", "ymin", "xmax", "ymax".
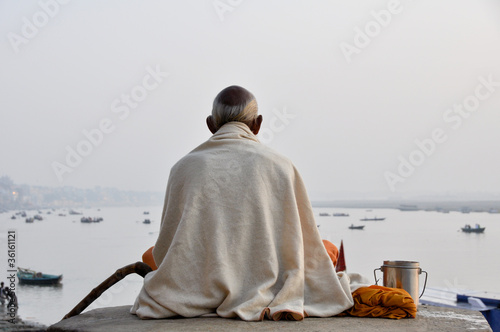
[
  {"xmin": 373, "ymin": 268, "xmax": 382, "ymax": 285},
  {"xmin": 419, "ymin": 270, "xmax": 428, "ymax": 298}
]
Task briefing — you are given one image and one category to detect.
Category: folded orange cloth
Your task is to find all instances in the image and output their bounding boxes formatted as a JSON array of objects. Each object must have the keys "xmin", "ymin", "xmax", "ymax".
[{"xmin": 343, "ymin": 285, "xmax": 417, "ymax": 319}]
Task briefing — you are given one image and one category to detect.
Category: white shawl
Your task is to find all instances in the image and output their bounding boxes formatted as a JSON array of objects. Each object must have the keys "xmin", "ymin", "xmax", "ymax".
[{"xmin": 131, "ymin": 122, "xmax": 356, "ymax": 320}]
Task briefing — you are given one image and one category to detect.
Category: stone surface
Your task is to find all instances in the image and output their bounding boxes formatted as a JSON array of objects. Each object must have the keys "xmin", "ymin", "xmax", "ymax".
[
  {"xmin": 1, "ymin": 307, "xmax": 47, "ymax": 332},
  {"xmin": 48, "ymin": 305, "xmax": 492, "ymax": 332}
]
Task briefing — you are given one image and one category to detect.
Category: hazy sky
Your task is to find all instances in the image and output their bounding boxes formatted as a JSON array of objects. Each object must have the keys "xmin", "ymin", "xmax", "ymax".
[{"xmin": 1, "ymin": 0, "xmax": 500, "ymax": 200}]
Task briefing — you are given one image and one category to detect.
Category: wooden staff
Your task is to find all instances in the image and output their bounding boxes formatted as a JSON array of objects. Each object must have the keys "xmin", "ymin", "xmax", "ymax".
[{"xmin": 63, "ymin": 261, "xmax": 152, "ymax": 320}]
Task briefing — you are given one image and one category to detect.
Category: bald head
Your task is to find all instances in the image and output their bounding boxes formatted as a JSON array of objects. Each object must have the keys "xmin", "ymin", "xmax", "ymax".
[
  {"xmin": 208, "ymin": 85, "xmax": 261, "ymax": 134},
  {"xmin": 214, "ymin": 85, "xmax": 254, "ymax": 108}
]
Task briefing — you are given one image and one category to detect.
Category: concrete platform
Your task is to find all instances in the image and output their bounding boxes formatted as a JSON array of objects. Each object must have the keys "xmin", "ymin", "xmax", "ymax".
[{"xmin": 47, "ymin": 305, "xmax": 492, "ymax": 332}]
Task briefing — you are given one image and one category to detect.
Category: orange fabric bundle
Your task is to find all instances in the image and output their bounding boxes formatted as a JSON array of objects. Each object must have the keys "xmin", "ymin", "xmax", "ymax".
[{"xmin": 343, "ymin": 285, "xmax": 417, "ymax": 319}]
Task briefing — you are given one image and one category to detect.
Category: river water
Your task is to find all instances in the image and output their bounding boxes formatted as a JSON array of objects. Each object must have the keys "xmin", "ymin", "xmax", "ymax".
[{"xmin": 0, "ymin": 205, "xmax": 498, "ymax": 326}]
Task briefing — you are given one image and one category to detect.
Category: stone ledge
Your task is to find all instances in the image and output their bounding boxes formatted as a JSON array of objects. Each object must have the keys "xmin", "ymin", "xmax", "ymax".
[
  {"xmin": 48, "ymin": 305, "xmax": 492, "ymax": 332},
  {"xmin": 1, "ymin": 309, "xmax": 48, "ymax": 332}
]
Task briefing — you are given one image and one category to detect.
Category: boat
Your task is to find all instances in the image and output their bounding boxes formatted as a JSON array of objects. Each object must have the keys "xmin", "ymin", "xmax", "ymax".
[
  {"xmin": 17, "ymin": 267, "xmax": 62, "ymax": 285},
  {"xmin": 348, "ymin": 224, "xmax": 365, "ymax": 230},
  {"xmin": 360, "ymin": 217, "xmax": 385, "ymax": 221},
  {"xmin": 319, "ymin": 213, "xmax": 330, "ymax": 217},
  {"xmin": 143, "ymin": 219, "xmax": 151, "ymax": 224},
  {"xmin": 81, "ymin": 217, "xmax": 103, "ymax": 223},
  {"xmin": 25, "ymin": 217, "xmax": 34, "ymax": 223},
  {"xmin": 333, "ymin": 213, "xmax": 349, "ymax": 217},
  {"xmin": 399, "ymin": 204, "xmax": 419, "ymax": 211},
  {"xmin": 143, "ymin": 211, "xmax": 150, "ymax": 215},
  {"xmin": 34, "ymin": 214, "xmax": 43, "ymax": 221},
  {"xmin": 69, "ymin": 209, "xmax": 82, "ymax": 215},
  {"xmin": 461, "ymin": 224, "xmax": 485, "ymax": 233}
]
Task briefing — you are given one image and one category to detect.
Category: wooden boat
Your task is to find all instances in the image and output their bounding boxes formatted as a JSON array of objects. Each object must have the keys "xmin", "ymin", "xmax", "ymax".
[
  {"xmin": 461, "ymin": 224, "xmax": 485, "ymax": 233},
  {"xmin": 349, "ymin": 224, "xmax": 365, "ymax": 230},
  {"xmin": 17, "ymin": 267, "xmax": 62, "ymax": 285},
  {"xmin": 360, "ymin": 217, "xmax": 385, "ymax": 221},
  {"xmin": 81, "ymin": 217, "xmax": 103, "ymax": 223}
]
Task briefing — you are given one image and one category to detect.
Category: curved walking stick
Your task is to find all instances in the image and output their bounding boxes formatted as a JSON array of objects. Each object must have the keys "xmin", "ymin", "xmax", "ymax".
[{"xmin": 63, "ymin": 261, "xmax": 152, "ymax": 320}]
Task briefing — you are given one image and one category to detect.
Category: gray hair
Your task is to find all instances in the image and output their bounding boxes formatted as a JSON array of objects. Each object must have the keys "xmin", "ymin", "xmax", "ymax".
[{"xmin": 211, "ymin": 85, "xmax": 258, "ymax": 130}]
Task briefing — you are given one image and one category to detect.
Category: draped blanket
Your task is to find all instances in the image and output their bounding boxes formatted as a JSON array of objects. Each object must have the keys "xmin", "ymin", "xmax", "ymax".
[{"xmin": 130, "ymin": 122, "xmax": 358, "ymax": 321}]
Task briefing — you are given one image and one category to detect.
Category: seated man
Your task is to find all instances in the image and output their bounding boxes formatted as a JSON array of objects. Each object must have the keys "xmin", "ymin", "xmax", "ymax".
[{"xmin": 131, "ymin": 85, "xmax": 357, "ymax": 321}]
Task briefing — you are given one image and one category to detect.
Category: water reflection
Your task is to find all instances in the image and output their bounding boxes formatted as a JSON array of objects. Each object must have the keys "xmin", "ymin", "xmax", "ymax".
[{"xmin": 17, "ymin": 283, "xmax": 63, "ymax": 323}]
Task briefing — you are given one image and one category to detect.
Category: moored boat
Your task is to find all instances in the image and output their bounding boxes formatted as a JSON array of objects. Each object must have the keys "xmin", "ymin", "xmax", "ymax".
[
  {"xmin": 360, "ymin": 217, "xmax": 385, "ymax": 221},
  {"xmin": 81, "ymin": 217, "xmax": 103, "ymax": 223},
  {"xmin": 17, "ymin": 267, "xmax": 62, "ymax": 285},
  {"xmin": 348, "ymin": 224, "xmax": 365, "ymax": 230}
]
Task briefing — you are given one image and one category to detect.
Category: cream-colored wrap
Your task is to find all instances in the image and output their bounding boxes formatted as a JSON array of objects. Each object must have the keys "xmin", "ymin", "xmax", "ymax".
[{"xmin": 131, "ymin": 122, "xmax": 357, "ymax": 321}]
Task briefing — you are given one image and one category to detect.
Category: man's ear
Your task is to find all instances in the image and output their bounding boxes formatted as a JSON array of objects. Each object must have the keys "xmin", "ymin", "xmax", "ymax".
[
  {"xmin": 206, "ymin": 115, "xmax": 218, "ymax": 134},
  {"xmin": 250, "ymin": 115, "xmax": 263, "ymax": 135}
]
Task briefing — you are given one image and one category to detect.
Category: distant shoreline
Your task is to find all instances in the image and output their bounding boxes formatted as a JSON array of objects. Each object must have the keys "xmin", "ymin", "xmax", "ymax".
[
  {"xmin": 2, "ymin": 200, "xmax": 499, "ymax": 214},
  {"xmin": 312, "ymin": 200, "xmax": 500, "ymax": 213}
]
